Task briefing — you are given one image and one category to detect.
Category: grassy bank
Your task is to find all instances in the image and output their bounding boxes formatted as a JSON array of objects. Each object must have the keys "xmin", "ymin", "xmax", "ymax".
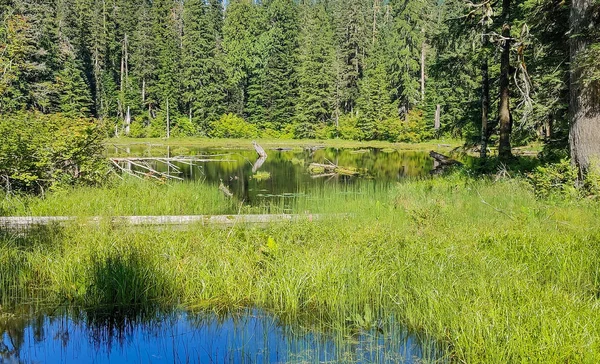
[
  {"xmin": 2, "ymin": 176, "xmax": 600, "ymax": 362},
  {"xmin": 0, "ymin": 178, "xmax": 237, "ymax": 217},
  {"xmin": 106, "ymin": 136, "xmax": 463, "ymax": 151}
]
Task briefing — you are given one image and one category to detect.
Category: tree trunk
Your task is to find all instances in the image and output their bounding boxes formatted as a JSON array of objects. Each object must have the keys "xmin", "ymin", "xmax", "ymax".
[
  {"xmin": 498, "ymin": 0, "xmax": 512, "ymax": 160},
  {"xmin": 420, "ymin": 39, "xmax": 425, "ymax": 101},
  {"xmin": 166, "ymin": 97, "xmax": 170, "ymax": 139},
  {"xmin": 125, "ymin": 106, "xmax": 130, "ymax": 135},
  {"xmin": 480, "ymin": 27, "xmax": 490, "ymax": 159},
  {"xmin": 569, "ymin": 0, "xmax": 600, "ymax": 173},
  {"xmin": 434, "ymin": 104, "xmax": 441, "ymax": 136}
]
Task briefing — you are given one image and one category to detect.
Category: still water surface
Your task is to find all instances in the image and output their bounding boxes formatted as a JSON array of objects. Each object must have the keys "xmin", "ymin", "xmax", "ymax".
[
  {"xmin": 1, "ymin": 308, "xmax": 438, "ymax": 363},
  {"xmin": 110, "ymin": 144, "xmax": 435, "ymax": 204}
]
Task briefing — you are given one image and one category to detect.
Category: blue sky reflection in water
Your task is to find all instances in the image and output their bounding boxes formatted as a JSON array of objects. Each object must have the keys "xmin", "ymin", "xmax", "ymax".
[{"xmin": 1, "ymin": 309, "xmax": 436, "ymax": 363}]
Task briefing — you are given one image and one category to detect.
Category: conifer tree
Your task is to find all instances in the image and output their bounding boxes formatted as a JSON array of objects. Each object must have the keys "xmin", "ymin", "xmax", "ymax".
[
  {"xmin": 332, "ymin": 0, "xmax": 370, "ymax": 115},
  {"xmin": 357, "ymin": 29, "xmax": 395, "ymax": 140},
  {"xmin": 151, "ymin": 0, "xmax": 181, "ymax": 115},
  {"xmin": 55, "ymin": 41, "xmax": 93, "ymax": 117},
  {"xmin": 387, "ymin": 0, "xmax": 430, "ymax": 116},
  {"xmin": 182, "ymin": 0, "xmax": 227, "ymax": 133},
  {"xmin": 223, "ymin": 0, "xmax": 263, "ymax": 117},
  {"xmin": 295, "ymin": 1, "xmax": 336, "ymax": 138},
  {"xmin": 130, "ymin": 0, "xmax": 157, "ymax": 119},
  {"xmin": 259, "ymin": 0, "xmax": 299, "ymax": 131}
]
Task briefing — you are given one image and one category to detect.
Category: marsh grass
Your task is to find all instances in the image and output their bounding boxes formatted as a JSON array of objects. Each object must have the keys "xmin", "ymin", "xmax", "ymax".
[
  {"xmin": 106, "ymin": 137, "xmax": 463, "ymax": 151},
  {"xmin": 2, "ymin": 175, "xmax": 600, "ymax": 362},
  {"xmin": 0, "ymin": 178, "xmax": 238, "ymax": 217}
]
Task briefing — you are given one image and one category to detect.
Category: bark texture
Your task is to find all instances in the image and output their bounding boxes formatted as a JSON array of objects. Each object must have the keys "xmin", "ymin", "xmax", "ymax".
[
  {"xmin": 498, "ymin": 0, "xmax": 512, "ymax": 159},
  {"xmin": 480, "ymin": 35, "xmax": 490, "ymax": 159},
  {"xmin": 569, "ymin": 0, "xmax": 600, "ymax": 172}
]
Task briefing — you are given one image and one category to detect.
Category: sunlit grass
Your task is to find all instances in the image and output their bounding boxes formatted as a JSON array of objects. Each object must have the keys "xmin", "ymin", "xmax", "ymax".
[
  {"xmin": 0, "ymin": 178, "xmax": 237, "ymax": 217},
  {"xmin": 2, "ymin": 175, "xmax": 600, "ymax": 362},
  {"xmin": 106, "ymin": 136, "xmax": 463, "ymax": 151}
]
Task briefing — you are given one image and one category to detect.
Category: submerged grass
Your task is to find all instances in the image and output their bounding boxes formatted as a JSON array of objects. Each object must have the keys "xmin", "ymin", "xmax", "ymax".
[{"xmin": 2, "ymin": 175, "xmax": 600, "ymax": 362}]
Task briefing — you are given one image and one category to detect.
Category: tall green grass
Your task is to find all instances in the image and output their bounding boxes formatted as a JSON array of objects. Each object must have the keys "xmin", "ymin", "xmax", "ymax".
[
  {"xmin": 0, "ymin": 178, "xmax": 237, "ymax": 216},
  {"xmin": 2, "ymin": 175, "xmax": 600, "ymax": 362}
]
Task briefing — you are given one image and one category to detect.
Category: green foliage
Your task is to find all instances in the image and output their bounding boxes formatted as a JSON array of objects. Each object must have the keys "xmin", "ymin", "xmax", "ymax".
[
  {"xmin": 314, "ymin": 123, "xmax": 336, "ymax": 139},
  {"xmin": 171, "ymin": 117, "xmax": 197, "ymax": 137},
  {"xmin": 182, "ymin": 0, "xmax": 227, "ymax": 133},
  {"xmin": 210, "ymin": 113, "xmax": 259, "ymax": 139},
  {"xmin": 55, "ymin": 45, "xmax": 93, "ymax": 117},
  {"xmin": 0, "ymin": 0, "xmax": 589, "ymax": 160},
  {"xmin": 529, "ymin": 159, "xmax": 600, "ymax": 199},
  {"xmin": 337, "ymin": 114, "xmax": 363, "ymax": 140},
  {"xmin": 294, "ymin": 2, "xmax": 336, "ymax": 137},
  {"xmin": 129, "ymin": 116, "xmax": 149, "ymax": 138},
  {"xmin": 528, "ymin": 159, "xmax": 580, "ymax": 198},
  {"xmin": 0, "ymin": 112, "xmax": 107, "ymax": 193},
  {"xmin": 4, "ymin": 177, "xmax": 600, "ymax": 362},
  {"xmin": 577, "ymin": 44, "xmax": 600, "ymax": 88}
]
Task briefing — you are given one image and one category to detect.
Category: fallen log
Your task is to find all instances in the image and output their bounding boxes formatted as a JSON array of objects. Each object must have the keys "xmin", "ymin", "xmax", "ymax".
[
  {"xmin": 308, "ymin": 163, "xmax": 360, "ymax": 176},
  {"xmin": 0, "ymin": 214, "xmax": 347, "ymax": 230},
  {"xmin": 429, "ymin": 151, "xmax": 462, "ymax": 166}
]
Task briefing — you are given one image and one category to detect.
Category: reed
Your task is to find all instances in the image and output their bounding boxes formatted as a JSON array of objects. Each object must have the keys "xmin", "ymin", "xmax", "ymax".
[
  {"xmin": 0, "ymin": 178, "xmax": 238, "ymax": 217},
  {"xmin": 2, "ymin": 175, "xmax": 600, "ymax": 362}
]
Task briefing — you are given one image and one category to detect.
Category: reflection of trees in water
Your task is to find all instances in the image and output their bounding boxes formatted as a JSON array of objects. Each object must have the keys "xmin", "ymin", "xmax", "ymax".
[{"xmin": 1, "ymin": 305, "xmax": 441, "ymax": 362}]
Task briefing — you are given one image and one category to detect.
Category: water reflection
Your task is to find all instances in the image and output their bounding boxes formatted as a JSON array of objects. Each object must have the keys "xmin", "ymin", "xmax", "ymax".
[
  {"xmin": 109, "ymin": 145, "xmax": 434, "ymax": 205},
  {"xmin": 1, "ymin": 307, "xmax": 440, "ymax": 363}
]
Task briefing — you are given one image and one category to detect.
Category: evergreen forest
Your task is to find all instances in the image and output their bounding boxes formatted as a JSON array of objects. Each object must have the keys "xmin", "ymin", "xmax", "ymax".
[{"xmin": 1, "ymin": 0, "xmax": 598, "ymax": 165}]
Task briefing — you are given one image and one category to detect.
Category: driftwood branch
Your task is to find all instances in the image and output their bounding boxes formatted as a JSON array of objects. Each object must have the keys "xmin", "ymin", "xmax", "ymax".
[
  {"xmin": 110, "ymin": 156, "xmax": 234, "ymax": 181},
  {"xmin": 252, "ymin": 141, "xmax": 268, "ymax": 158}
]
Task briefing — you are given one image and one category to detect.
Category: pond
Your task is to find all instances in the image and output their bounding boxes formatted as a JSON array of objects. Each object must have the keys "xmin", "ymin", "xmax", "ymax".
[
  {"xmin": 1, "ymin": 307, "xmax": 441, "ymax": 363},
  {"xmin": 109, "ymin": 143, "xmax": 436, "ymax": 205},
  {"xmin": 0, "ymin": 143, "xmax": 447, "ymax": 363}
]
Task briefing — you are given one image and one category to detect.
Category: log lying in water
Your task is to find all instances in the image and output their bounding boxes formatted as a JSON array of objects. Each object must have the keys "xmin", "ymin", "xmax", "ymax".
[
  {"xmin": 308, "ymin": 163, "xmax": 360, "ymax": 176},
  {"xmin": 429, "ymin": 151, "xmax": 462, "ymax": 166},
  {"xmin": 0, "ymin": 214, "xmax": 342, "ymax": 230}
]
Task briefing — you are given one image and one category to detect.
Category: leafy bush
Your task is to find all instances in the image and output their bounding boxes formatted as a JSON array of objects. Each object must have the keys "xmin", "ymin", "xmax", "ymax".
[
  {"xmin": 337, "ymin": 114, "xmax": 363, "ymax": 140},
  {"xmin": 210, "ymin": 113, "xmax": 259, "ymax": 138},
  {"xmin": 314, "ymin": 123, "xmax": 336, "ymax": 139},
  {"xmin": 584, "ymin": 160, "xmax": 600, "ymax": 197},
  {"xmin": 148, "ymin": 112, "xmax": 168, "ymax": 137},
  {"xmin": 171, "ymin": 116, "xmax": 197, "ymax": 137},
  {"xmin": 528, "ymin": 159, "xmax": 579, "ymax": 198},
  {"xmin": 395, "ymin": 109, "xmax": 433, "ymax": 143},
  {"xmin": 0, "ymin": 112, "xmax": 108, "ymax": 193},
  {"xmin": 375, "ymin": 118, "xmax": 402, "ymax": 142},
  {"xmin": 129, "ymin": 116, "xmax": 149, "ymax": 138}
]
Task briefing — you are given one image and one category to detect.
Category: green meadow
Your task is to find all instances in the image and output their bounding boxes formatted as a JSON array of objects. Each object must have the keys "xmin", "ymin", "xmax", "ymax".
[{"xmin": 2, "ymin": 175, "xmax": 600, "ymax": 362}]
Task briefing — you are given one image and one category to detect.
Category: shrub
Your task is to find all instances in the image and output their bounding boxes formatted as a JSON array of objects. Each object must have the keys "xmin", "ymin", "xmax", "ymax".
[
  {"xmin": 0, "ymin": 112, "xmax": 108, "ymax": 194},
  {"xmin": 337, "ymin": 114, "xmax": 363, "ymax": 140},
  {"xmin": 395, "ymin": 109, "xmax": 433, "ymax": 143},
  {"xmin": 528, "ymin": 159, "xmax": 579, "ymax": 198},
  {"xmin": 171, "ymin": 117, "xmax": 197, "ymax": 137},
  {"xmin": 584, "ymin": 160, "xmax": 600, "ymax": 197},
  {"xmin": 375, "ymin": 118, "xmax": 402, "ymax": 142},
  {"xmin": 314, "ymin": 123, "xmax": 336, "ymax": 139},
  {"xmin": 129, "ymin": 116, "xmax": 149, "ymax": 138},
  {"xmin": 210, "ymin": 113, "xmax": 259, "ymax": 138}
]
